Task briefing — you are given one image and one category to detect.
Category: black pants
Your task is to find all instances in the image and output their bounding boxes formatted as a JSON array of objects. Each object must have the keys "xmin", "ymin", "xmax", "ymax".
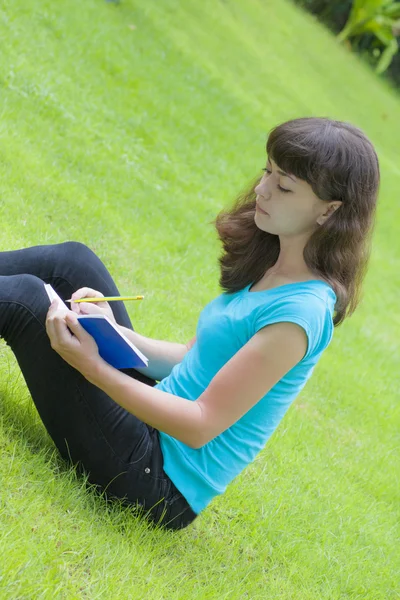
[{"xmin": 0, "ymin": 241, "xmax": 197, "ymax": 530}]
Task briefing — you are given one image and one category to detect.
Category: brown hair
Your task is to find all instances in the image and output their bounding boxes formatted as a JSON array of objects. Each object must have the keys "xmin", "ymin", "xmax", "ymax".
[{"xmin": 214, "ymin": 117, "xmax": 380, "ymax": 326}]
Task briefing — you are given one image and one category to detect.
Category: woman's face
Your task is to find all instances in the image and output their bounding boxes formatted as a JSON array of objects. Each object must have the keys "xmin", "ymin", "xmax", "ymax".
[{"xmin": 254, "ymin": 158, "xmax": 338, "ymax": 237}]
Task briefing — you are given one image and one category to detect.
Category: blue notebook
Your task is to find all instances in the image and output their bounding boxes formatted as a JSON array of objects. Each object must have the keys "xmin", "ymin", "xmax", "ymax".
[{"xmin": 44, "ymin": 284, "xmax": 148, "ymax": 370}]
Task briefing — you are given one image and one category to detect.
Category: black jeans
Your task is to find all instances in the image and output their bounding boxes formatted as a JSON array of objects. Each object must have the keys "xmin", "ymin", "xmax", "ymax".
[{"xmin": 0, "ymin": 242, "xmax": 197, "ymax": 530}]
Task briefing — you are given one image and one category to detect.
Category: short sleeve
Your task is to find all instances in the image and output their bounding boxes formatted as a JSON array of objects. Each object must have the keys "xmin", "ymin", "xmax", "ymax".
[{"xmin": 253, "ymin": 292, "xmax": 334, "ymax": 360}]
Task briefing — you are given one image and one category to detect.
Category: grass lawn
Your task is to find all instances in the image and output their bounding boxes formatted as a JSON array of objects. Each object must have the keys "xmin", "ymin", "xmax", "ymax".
[{"xmin": 0, "ymin": 0, "xmax": 399, "ymax": 598}]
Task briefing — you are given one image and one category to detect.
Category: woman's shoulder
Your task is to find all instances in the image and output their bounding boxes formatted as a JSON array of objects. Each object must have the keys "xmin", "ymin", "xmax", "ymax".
[
  {"xmin": 248, "ymin": 269, "xmax": 333, "ymax": 293},
  {"xmin": 250, "ymin": 281, "xmax": 336, "ymax": 355},
  {"xmin": 247, "ymin": 276, "xmax": 336, "ymax": 303}
]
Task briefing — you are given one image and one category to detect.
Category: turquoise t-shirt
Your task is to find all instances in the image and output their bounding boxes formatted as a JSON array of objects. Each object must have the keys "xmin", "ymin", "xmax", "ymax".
[{"xmin": 156, "ymin": 280, "xmax": 337, "ymax": 514}]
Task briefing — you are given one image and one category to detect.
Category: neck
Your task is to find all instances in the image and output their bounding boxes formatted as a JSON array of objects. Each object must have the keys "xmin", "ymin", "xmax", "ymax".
[{"xmin": 268, "ymin": 234, "xmax": 311, "ymax": 277}]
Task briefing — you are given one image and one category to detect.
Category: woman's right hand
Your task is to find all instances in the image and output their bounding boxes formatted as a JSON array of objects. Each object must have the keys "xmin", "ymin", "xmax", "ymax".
[{"xmin": 69, "ymin": 287, "xmax": 117, "ymax": 324}]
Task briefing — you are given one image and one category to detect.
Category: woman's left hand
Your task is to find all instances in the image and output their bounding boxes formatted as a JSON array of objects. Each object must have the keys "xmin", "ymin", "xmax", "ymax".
[{"xmin": 45, "ymin": 300, "xmax": 104, "ymax": 378}]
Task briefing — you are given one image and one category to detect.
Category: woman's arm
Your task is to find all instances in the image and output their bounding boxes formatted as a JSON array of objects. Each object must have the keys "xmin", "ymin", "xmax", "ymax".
[
  {"xmin": 46, "ymin": 304, "xmax": 306, "ymax": 450},
  {"xmin": 118, "ymin": 328, "xmax": 196, "ymax": 380},
  {"xmin": 82, "ymin": 322, "xmax": 307, "ymax": 448}
]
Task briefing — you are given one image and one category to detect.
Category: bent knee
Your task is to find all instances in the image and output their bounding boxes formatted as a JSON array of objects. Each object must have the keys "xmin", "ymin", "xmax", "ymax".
[
  {"xmin": 0, "ymin": 273, "xmax": 50, "ymax": 319},
  {"xmin": 0, "ymin": 273, "xmax": 45, "ymax": 299},
  {"xmin": 49, "ymin": 241, "xmax": 103, "ymax": 276},
  {"xmin": 56, "ymin": 241, "xmax": 96, "ymax": 262}
]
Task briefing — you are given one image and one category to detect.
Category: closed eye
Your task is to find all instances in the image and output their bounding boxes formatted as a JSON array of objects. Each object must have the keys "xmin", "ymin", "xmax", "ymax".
[{"xmin": 261, "ymin": 168, "xmax": 291, "ymax": 193}]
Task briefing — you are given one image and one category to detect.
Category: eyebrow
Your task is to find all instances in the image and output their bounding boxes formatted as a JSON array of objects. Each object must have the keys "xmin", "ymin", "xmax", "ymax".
[
  {"xmin": 267, "ymin": 159, "xmax": 297, "ymax": 183},
  {"xmin": 277, "ymin": 169, "xmax": 297, "ymax": 183}
]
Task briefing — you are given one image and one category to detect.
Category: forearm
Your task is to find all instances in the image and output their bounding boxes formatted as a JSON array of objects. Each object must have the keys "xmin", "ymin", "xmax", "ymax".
[
  {"xmin": 119, "ymin": 326, "xmax": 188, "ymax": 381},
  {"xmin": 86, "ymin": 360, "xmax": 204, "ymax": 449}
]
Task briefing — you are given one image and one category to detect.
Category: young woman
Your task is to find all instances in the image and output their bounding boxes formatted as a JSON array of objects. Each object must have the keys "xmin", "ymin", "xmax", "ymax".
[{"xmin": 0, "ymin": 117, "xmax": 379, "ymax": 531}]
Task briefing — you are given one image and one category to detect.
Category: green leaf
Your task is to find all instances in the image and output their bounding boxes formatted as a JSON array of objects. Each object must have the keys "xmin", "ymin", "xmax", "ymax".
[
  {"xmin": 338, "ymin": 0, "xmax": 400, "ymax": 42},
  {"xmin": 376, "ymin": 37, "xmax": 398, "ymax": 71},
  {"xmin": 338, "ymin": 0, "xmax": 384, "ymax": 39},
  {"xmin": 382, "ymin": 3, "xmax": 400, "ymax": 18}
]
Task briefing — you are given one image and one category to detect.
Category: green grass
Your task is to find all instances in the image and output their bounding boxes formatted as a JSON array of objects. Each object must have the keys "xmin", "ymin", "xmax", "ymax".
[{"xmin": 0, "ymin": 0, "xmax": 399, "ymax": 597}]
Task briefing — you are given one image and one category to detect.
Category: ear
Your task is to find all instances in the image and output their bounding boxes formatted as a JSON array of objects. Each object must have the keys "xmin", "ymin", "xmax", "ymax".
[{"xmin": 316, "ymin": 201, "xmax": 342, "ymax": 226}]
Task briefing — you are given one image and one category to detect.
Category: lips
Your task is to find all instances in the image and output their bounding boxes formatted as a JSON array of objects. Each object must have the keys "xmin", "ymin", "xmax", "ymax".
[{"xmin": 256, "ymin": 202, "xmax": 269, "ymax": 215}]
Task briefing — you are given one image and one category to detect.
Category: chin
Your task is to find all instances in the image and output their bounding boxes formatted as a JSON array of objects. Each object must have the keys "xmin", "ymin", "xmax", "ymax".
[{"xmin": 254, "ymin": 212, "xmax": 276, "ymax": 234}]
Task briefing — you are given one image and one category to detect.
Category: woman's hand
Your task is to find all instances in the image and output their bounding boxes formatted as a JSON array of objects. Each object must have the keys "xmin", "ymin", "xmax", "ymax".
[
  {"xmin": 45, "ymin": 300, "xmax": 106, "ymax": 378},
  {"xmin": 69, "ymin": 287, "xmax": 117, "ymax": 323}
]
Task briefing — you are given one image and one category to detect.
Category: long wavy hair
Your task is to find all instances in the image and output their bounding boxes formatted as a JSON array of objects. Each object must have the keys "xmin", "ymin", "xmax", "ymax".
[{"xmin": 214, "ymin": 117, "xmax": 380, "ymax": 326}]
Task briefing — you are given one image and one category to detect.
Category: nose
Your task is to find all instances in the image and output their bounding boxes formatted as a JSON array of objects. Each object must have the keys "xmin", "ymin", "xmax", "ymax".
[
  {"xmin": 255, "ymin": 177, "xmax": 272, "ymax": 199},
  {"xmin": 255, "ymin": 183, "xmax": 271, "ymax": 200}
]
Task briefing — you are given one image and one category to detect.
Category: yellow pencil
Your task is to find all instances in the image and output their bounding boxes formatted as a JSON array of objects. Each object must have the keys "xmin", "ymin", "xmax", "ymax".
[{"xmin": 66, "ymin": 295, "xmax": 144, "ymax": 303}]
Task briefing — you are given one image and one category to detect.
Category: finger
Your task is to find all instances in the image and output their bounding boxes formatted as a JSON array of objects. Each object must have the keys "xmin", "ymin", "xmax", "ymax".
[
  {"xmin": 46, "ymin": 307, "xmax": 65, "ymax": 347},
  {"xmin": 70, "ymin": 288, "xmax": 91, "ymax": 314},
  {"xmin": 47, "ymin": 299, "xmax": 62, "ymax": 313},
  {"xmin": 47, "ymin": 299, "xmax": 69, "ymax": 320},
  {"xmin": 65, "ymin": 312, "xmax": 93, "ymax": 342},
  {"xmin": 71, "ymin": 287, "xmax": 104, "ymax": 300},
  {"xmin": 46, "ymin": 300, "xmax": 62, "ymax": 330},
  {"xmin": 70, "ymin": 287, "xmax": 105, "ymax": 314},
  {"xmin": 52, "ymin": 312, "xmax": 74, "ymax": 346},
  {"xmin": 79, "ymin": 302, "xmax": 105, "ymax": 315},
  {"xmin": 45, "ymin": 310, "xmax": 57, "ymax": 343}
]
